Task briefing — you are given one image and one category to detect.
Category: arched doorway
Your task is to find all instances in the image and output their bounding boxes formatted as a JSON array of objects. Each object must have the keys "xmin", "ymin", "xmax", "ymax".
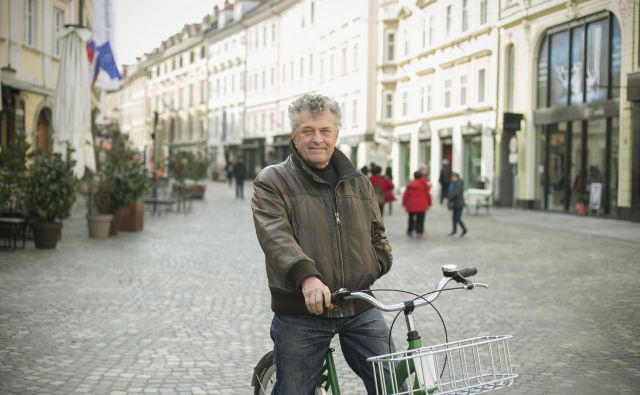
[{"xmin": 36, "ymin": 107, "xmax": 52, "ymax": 152}]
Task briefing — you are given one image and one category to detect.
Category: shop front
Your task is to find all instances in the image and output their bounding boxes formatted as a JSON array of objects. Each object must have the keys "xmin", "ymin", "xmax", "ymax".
[
  {"xmin": 534, "ymin": 12, "xmax": 621, "ymax": 217},
  {"xmin": 240, "ymin": 137, "xmax": 265, "ymax": 179}
]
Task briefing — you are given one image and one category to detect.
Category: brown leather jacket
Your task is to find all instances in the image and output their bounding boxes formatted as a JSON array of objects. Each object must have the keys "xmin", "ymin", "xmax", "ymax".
[{"xmin": 251, "ymin": 144, "xmax": 392, "ymax": 318}]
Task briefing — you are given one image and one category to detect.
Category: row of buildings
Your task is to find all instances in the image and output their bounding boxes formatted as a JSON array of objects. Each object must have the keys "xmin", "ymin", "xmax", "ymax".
[{"xmin": 2, "ymin": 0, "xmax": 638, "ymax": 222}]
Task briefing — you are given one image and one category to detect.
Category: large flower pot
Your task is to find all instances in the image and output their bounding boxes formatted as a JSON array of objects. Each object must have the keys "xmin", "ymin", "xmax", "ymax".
[
  {"xmin": 109, "ymin": 210, "xmax": 123, "ymax": 236},
  {"xmin": 120, "ymin": 202, "xmax": 144, "ymax": 232},
  {"xmin": 189, "ymin": 184, "xmax": 206, "ymax": 200},
  {"xmin": 32, "ymin": 222, "xmax": 62, "ymax": 249},
  {"xmin": 87, "ymin": 214, "xmax": 114, "ymax": 239}
]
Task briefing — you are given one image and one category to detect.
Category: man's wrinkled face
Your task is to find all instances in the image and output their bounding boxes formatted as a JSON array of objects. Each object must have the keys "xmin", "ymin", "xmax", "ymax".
[{"xmin": 292, "ymin": 110, "xmax": 339, "ymax": 169}]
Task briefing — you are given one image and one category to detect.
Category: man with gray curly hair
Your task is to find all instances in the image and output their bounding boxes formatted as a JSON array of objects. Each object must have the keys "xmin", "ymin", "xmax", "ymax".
[{"xmin": 252, "ymin": 93, "xmax": 394, "ymax": 394}]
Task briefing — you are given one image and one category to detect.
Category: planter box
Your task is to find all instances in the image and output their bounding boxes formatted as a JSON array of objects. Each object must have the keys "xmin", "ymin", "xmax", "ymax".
[
  {"xmin": 189, "ymin": 184, "xmax": 206, "ymax": 200},
  {"xmin": 120, "ymin": 202, "xmax": 144, "ymax": 232}
]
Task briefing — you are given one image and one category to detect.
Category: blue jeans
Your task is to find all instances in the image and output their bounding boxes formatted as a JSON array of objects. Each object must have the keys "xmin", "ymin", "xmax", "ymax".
[
  {"xmin": 452, "ymin": 206, "xmax": 467, "ymax": 234},
  {"xmin": 270, "ymin": 308, "xmax": 394, "ymax": 395}
]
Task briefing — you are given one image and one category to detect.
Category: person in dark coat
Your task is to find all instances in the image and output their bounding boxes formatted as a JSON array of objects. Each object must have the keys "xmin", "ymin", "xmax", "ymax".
[
  {"xmin": 225, "ymin": 162, "xmax": 234, "ymax": 187},
  {"xmin": 438, "ymin": 159, "xmax": 452, "ymax": 204},
  {"xmin": 447, "ymin": 172, "xmax": 467, "ymax": 237},
  {"xmin": 402, "ymin": 171, "xmax": 432, "ymax": 239},
  {"xmin": 233, "ymin": 160, "xmax": 246, "ymax": 199}
]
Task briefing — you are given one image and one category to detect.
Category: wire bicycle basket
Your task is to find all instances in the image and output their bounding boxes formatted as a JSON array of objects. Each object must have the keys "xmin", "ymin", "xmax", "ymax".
[{"xmin": 368, "ymin": 335, "xmax": 517, "ymax": 395}]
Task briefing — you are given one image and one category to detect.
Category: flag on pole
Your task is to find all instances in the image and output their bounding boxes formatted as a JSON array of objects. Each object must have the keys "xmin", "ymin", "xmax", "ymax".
[{"xmin": 90, "ymin": 0, "xmax": 121, "ymax": 91}]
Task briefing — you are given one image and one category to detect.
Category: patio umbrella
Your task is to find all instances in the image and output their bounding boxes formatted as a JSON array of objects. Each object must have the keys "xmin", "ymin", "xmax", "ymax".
[{"xmin": 52, "ymin": 26, "xmax": 96, "ymax": 178}]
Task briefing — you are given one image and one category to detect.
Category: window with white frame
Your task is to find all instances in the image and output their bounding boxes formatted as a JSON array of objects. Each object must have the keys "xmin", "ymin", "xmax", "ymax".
[
  {"xmin": 403, "ymin": 29, "xmax": 409, "ymax": 56},
  {"xmin": 460, "ymin": 75, "xmax": 467, "ymax": 106},
  {"xmin": 352, "ymin": 98, "xmax": 358, "ymax": 127},
  {"xmin": 480, "ymin": 0, "xmax": 488, "ymax": 25},
  {"xmin": 427, "ymin": 84, "xmax": 433, "ymax": 111},
  {"xmin": 282, "ymin": 64, "xmax": 286, "ymax": 83},
  {"xmin": 24, "ymin": 0, "xmax": 37, "ymax": 47},
  {"xmin": 290, "ymin": 60, "xmax": 294, "ymax": 80},
  {"xmin": 272, "ymin": 23, "xmax": 277, "ymax": 43},
  {"xmin": 428, "ymin": 15, "xmax": 434, "ymax": 45},
  {"xmin": 262, "ymin": 70, "xmax": 266, "ymax": 89},
  {"xmin": 421, "ymin": 18, "xmax": 427, "ymax": 49},
  {"xmin": 462, "ymin": 0, "xmax": 468, "ymax": 32},
  {"xmin": 310, "ymin": 1, "xmax": 315, "ymax": 24},
  {"xmin": 54, "ymin": 8, "xmax": 64, "ymax": 56},
  {"xmin": 385, "ymin": 31, "xmax": 395, "ymax": 62},
  {"xmin": 300, "ymin": 57, "xmax": 304, "ymax": 78},
  {"xmin": 271, "ymin": 67, "xmax": 275, "ymax": 87},
  {"xmin": 419, "ymin": 86, "xmax": 425, "ymax": 113},
  {"xmin": 309, "ymin": 54, "xmax": 313, "ymax": 75},
  {"xmin": 444, "ymin": 79, "xmax": 452, "ymax": 108},
  {"xmin": 329, "ymin": 52, "xmax": 335, "ymax": 79},
  {"xmin": 341, "ymin": 47, "xmax": 347, "ymax": 75},
  {"xmin": 384, "ymin": 92, "xmax": 394, "ymax": 120},
  {"xmin": 478, "ymin": 68, "xmax": 486, "ymax": 103},
  {"xmin": 263, "ymin": 26, "xmax": 267, "ymax": 46},
  {"xmin": 353, "ymin": 43, "xmax": 358, "ymax": 71},
  {"xmin": 446, "ymin": 5, "xmax": 452, "ymax": 37},
  {"xmin": 320, "ymin": 56, "xmax": 324, "ymax": 82},
  {"xmin": 402, "ymin": 91, "xmax": 408, "ymax": 117}
]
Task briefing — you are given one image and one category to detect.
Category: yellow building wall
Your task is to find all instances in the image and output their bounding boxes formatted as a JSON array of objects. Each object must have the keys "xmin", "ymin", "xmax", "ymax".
[{"xmin": 19, "ymin": 48, "xmax": 44, "ymax": 86}]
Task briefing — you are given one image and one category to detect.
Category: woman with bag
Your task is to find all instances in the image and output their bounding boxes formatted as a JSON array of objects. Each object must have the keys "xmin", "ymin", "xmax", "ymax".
[{"xmin": 402, "ymin": 171, "xmax": 432, "ymax": 239}]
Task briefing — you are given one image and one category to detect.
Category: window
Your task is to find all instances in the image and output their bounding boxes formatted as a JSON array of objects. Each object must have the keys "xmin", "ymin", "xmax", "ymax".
[
  {"xmin": 255, "ymin": 31, "xmax": 259, "ymax": 49},
  {"xmin": 427, "ymin": 84, "xmax": 432, "ymax": 111},
  {"xmin": 290, "ymin": 60, "xmax": 294, "ymax": 80},
  {"xmin": 329, "ymin": 52, "xmax": 335, "ymax": 78},
  {"xmin": 506, "ymin": 44, "xmax": 515, "ymax": 110},
  {"xmin": 231, "ymin": 74, "xmax": 235, "ymax": 92},
  {"xmin": 263, "ymin": 26, "xmax": 267, "ymax": 46},
  {"xmin": 320, "ymin": 57, "xmax": 324, "ymax": 82},
  {"xmin": 310, "ymin": 1, "xmax": 315, "ymax": 24},
  {"xmin": 190, "ymin": 51, "xmax": 195, "ymax": 64},
  {"xmin": 385, "ymin": 31, "xmax": 395, "ymax": 62},
  {"xmin": 54, "ymin": 8, "xmax": 64, "ymax": 56},
  {"xmin": 201, "ymin": 46, "xmax": 206, "ymax": 58},
  {"xmin": 421, "ymin": 18, "xmax": 427, "ymax": 49},
  {"xmin": 309, "ymin": 54, "xmax": 313, "ymax": 75},
  {"xmin": 24, "ymin": 0, "xmax": 37, "ymax": 47},
  {"xmin": 282, "ymin": 65, "xmax": 286, "ymax": 83},
  {"xmin": 478, "ymin": 69, "xmax": 486, "ymax": 103},
  {"xmin": 300, "ymin": 57, "xmax": 304, "ymax": 78},
  {"xmin": 189, "ymin": 84, "xmax": 194, "ymax": 107},
  {"xmin": 384, "ymin": 92, "xmax": 394, "ymax": 119},
  {"xmin": 262, "ymin": 70, "xmax": 266, "ymax": 89},
  {"xmin": 462, "ymin": 0, "xmax": 468, "ymax": 32},
  {"xmin": 480, "ymin": 0, "xmax": 487, "ymax": 25},
  {"xmin": 272, "ymin": 23, "xmax": 277, "ymax": 43},
  {"xmin": 419, "ymin": 86, "xmax": 425, "ymax": 113},
  {"xmin": 404, "ymin": 29, "xmax": 409, "ymax": 56},
  {"xmin": 179, "ymin": 87, "xmax": 184, "ymax": 108},
  {"xmin": 402, "ymin": 92, "xmax": 408, "ymax": 116},
  {"xmin": 352, "ymin": 99, "xmax": 358, "ymax": 127},
  {"xmin": 428, "ymin": 15, "xmax": 434, "ymax": 45},
  {"xmin": 271, "ymin": 67, "xmax": 275, "ymax": 87},
  {"xmin": 353, "ymin": 43, "xmax": 358, "ymax": 70},
  {"xmin": 254, "ymin": 74, "xmax": 258, "ymax": 91},
  {"xmin": 444, "ymin": 79, "xmax": 452, "ymax": 108},
  {"xmin": 446, "ymin": 6, "xmax": 452, "ymax": 37},
  {"xmin": 201, "ymin": 81, "xmax": 206, "ymax": 103},
  {"xmin": 341, "ymin": 47, "xmax": 347, "ymax": 75},
  {"xmin": 460, "ymin": 75, "xmax": 467, "ymax": 106}
]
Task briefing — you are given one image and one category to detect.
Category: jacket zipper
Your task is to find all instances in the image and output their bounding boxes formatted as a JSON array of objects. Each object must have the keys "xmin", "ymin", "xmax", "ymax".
[{"xmin": 333, "ymin": 182, "xmax": 345, "ymax": 318}]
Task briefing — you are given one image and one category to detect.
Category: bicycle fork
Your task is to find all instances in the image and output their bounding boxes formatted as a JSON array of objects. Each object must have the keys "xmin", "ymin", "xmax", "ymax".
[{"xmin": 316, "ymin": 348, "xmax": 340, "ymax": 395}]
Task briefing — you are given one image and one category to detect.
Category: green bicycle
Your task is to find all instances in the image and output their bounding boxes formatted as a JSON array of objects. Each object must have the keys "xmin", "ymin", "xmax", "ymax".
[{"xmin": 252, "ymin": 265, "xmax": 517, "ymax": 395}]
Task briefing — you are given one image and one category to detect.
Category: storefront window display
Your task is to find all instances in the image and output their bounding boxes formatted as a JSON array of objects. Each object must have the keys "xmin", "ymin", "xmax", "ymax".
[
  {"xmin": 463, "ymin": 136, "xmax": 482, "ymax": 188},
  {"xmin": 535, "ymin": 12, "xmax": 621, "ymax": 216}
]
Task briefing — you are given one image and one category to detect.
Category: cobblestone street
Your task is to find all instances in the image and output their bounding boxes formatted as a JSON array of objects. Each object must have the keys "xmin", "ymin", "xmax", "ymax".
[{"xmin": 1, "ymin": 181, "xmax": 639, "ymax": 394}]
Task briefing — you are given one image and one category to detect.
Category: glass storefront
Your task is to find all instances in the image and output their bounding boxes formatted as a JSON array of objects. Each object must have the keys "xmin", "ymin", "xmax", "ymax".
[
  {"xmin": 399, "ymin": 141, "xmax": 410, "ymax": 186},
  {"xmin": 418, "ymin": 140, "xmax": 430, "ymax": 170},
  {"xmin": 534, "ymin": 12, "xmax": 620, "ymax": 216},
  {"xmin": 463, "ymin": 135, "xmax": 482, "ymax": 188}
]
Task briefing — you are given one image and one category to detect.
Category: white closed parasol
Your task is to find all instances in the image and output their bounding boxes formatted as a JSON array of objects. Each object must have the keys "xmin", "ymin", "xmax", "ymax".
[{"xmin": 52, "ymin": 26, "xmax": 96, "ymax": 178}]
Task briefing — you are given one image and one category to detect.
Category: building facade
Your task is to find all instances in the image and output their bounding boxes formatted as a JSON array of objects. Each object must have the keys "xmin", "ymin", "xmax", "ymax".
[
  {"xmin": 497, "ymin": 0, "xmax": 640, "ymax": 221},
  {"xmin": 0, "ymin": 0, "xmax": 92, "ymax": 151},
  {"xmin": 378, "ymin": 0, "xmax": 499, "ymax": 197}
]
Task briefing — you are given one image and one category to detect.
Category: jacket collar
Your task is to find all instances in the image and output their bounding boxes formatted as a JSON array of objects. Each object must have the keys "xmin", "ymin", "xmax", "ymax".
[{"xmin": 289, "ymin": 139, "xmax": 360, "ymax": 183}]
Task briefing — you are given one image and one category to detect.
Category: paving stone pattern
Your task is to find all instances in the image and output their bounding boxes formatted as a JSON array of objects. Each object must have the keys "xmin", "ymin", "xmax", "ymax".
[{"xmin": 1, "ymin": 181, "xmax": 639, "ymax": 394}]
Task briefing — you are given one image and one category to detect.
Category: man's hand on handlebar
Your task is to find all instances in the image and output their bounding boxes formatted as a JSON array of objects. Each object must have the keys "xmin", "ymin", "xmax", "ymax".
[{"xmin": 301, "ymin": 276, "xmax": 333, "ymax": 315}]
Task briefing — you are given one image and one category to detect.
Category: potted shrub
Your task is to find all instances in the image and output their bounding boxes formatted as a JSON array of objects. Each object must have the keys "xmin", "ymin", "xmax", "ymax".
[
  {"xmin": 80, "ymin": 171, "xmax": 114, "ymax": 239},
  {"xmin": 188, "ymin": 153, "xmax": 209, "ymax": 199},
  {"xmin": 103, "ymin": 136, "xmax": 150, "ymax": 235},
  {"xmin": 168, "ymin": 150, "xmax": 191, "ymax": 196},
  {"xmin": 0, "ymin": 134, "xmax": 31, "ymax": 214},
  {"xmin": 23, "ymin": 150, "xmax": 78, "ymax": 249}
]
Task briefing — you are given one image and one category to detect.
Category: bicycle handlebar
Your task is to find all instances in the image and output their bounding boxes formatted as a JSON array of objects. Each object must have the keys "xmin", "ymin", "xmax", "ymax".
[{"xmin": 330, "ymin": 265, "xmax": 486, "ymax": 312}]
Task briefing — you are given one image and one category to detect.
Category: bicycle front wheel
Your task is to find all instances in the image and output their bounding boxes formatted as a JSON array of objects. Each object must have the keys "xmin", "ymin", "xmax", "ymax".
[{"xmin": 253, "ymin": 351, "xmax": 276, "ymax": 395}]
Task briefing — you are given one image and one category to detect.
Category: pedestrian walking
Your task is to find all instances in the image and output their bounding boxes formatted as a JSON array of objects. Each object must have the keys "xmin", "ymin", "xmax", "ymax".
[
  {"xmin": 447, "ymin": 172, "xmax": 468, "ymax": 237},
  {"xmin": 225, "ymin": 162, "xmax": 234, "ymax": 187},
  {"xmin": 233, "ymin": 160, "xmax": 246, "ymax": 199},
  {"xmin": 439, "ymin": 159, "xmax": 452, "ymax": 204},
  {"xmin": 402, "ymin": 171, "xmax": 432, "ymax": 239},
  {"xmin": 251, "ymin": 93, "xmax": 394, "ymax": 394},
  {"xmin": 369, "ymin": 165, "xmax": 395, "ymax": 217},
  {"xmin": 385, "ymin": 165, "xmax": 394, "ymax": 215}
]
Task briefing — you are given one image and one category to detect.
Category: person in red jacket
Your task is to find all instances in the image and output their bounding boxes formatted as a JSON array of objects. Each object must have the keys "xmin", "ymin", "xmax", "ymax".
[
  {"xmin": 402, "ymin": 171, "xmax": 432, "ymax": 239},
  {"xmin": 369, "ymin": 165, "xmax": 395, "ymax": 217}
]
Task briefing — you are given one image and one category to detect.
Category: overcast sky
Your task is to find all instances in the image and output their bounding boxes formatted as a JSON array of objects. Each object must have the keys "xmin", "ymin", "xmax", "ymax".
[{"xmin": 114, "ymin": 0, "xmax": 220, "ymax": 66}]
